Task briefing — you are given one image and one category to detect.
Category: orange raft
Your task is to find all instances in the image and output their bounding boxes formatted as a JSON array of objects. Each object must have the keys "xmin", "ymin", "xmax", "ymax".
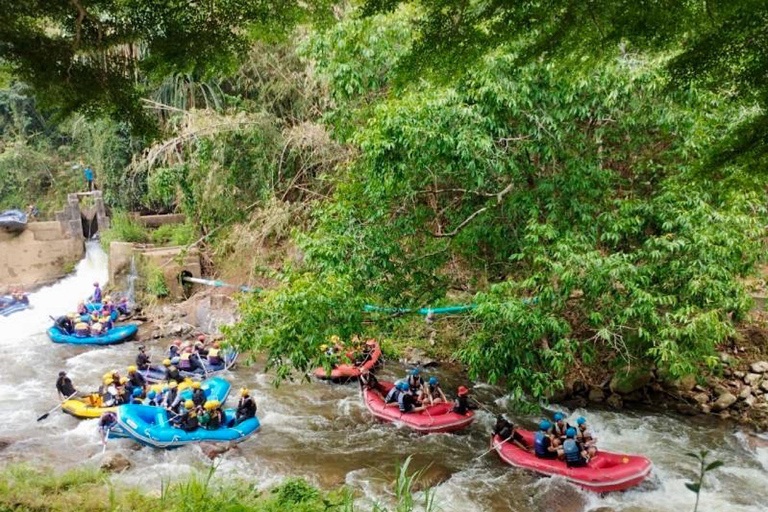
[
  {"xmin": 363, "ymin": 381, "xmax": 475, "ymax": 433},
  {"xmin": 314, "ymin": 341, "xmax": 382, "ymax": 380},
  {"xmin": 492, "ymin": 432, "xmax": 652, "ymax": 492}
]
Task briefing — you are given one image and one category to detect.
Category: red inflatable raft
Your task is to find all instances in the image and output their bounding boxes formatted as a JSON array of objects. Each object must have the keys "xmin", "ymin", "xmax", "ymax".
[
  {"xmin": 492, "ymin": 432, "xmax": 652, "ymax": 492},
  {"xmin": 314, "ymin": 341, "xmax": 382, "ymax": 380},
  {"xmin": 363, "ymin": 381, "xmax": 475, "ymax": 433}
]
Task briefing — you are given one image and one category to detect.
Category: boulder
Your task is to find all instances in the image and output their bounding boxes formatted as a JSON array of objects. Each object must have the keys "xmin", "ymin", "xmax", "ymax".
[
  {"xmin": 606, "ymin": 394, "xmax": 623, "ymax": 409},
  {"xmin": 675, "ymin": 403, "xmax": 698, "ymax": 416},
  {"xmin": 691, "ymin": 392, "xmax": 710, "ymax": 404},
  {"xmin": 745, "ymin": 395, "xmax": 757, "ymax": 407},
  {"xmin": 750, "ymin": 361, "xmax": 768, "ymax": 374},
  {"xmin": 610, "ymin": 368, "xmax": 653, "ymax": 395},
  {"xmin": 699, "ymin": 403, "xmax": 711, "ymax": 414},
  {"xmin": 734, "ymin": 370, "xmax": 746, "ymax": 379},
  {"xmin": 100, "ymin": 452, "xmax": 131, "ymax": 472},
  {"xmin": 719, "ymin": 352, "xmax": 734, "ymax": 365},
  {"xmin": 712, "ymin": 392, "xmax": 737, "ymax": 412},
  {"xmin": 761, "ymin": 380, "xmax": 768, "ymax": 393},
  {"xmin": 400, "ymin": 347, "xmax": 438, "ymax": 368},
  {"xmin": 665, "ymin": 374, "xmax": 697, "ymax": 392},
  {"xmin": 199, "ymin": 442, "xmax": 234, "ymax": 460},
  {"xmin": 588, "ymin": 387, "xmax": 605, "ymax": 403},
  {"xmin": 739, "ymin": 386, "xmax": 753, "ymax": 400},
  {"xmin": 744, "ymin": 373, "xmax": 762, "ymax": 386}
]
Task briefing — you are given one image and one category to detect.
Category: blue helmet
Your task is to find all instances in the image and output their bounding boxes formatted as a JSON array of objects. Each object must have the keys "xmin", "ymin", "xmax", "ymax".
[
  {"xmin": 410, "ymin": 368, "xmax": 420, "ymax": 375},
  {"xmin": 429, "ymin": 376, "xmax": 438, "ymax": 386},
  {"xmin": 566, "ymin": 427, "xmax": 577, "ymax": 438},
  {"xmin": 539, "ymin": 420, "xmax": 552, "ymax": 431},
  {"xmin": 147, "ymin": 390, "xmax": 156, "ymax": 399},
  {"xmin": 397, "ymin": 382, "xmax": 409, "ymax": 391},
  {"xmin": 576, "ymin": 417, "xmax": 586, "ymax": 426},
  {"xmin": 132, "ymin": 387, "xmax": 142, "ymax": 397},
  {"xmin": 553, "ymin": 412, "xmax": 565, "ymax": 422}
]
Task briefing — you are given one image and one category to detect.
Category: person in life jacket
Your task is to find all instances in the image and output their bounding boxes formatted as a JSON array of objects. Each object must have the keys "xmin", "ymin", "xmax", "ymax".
[
  {"xmin": 164, "ymin": 381, "xmax": 181, "ymax": 413},
  {"xmin": 492, "ymin": 415, "xmax": 530, "ymax": 451},
  {"xmin": 163, "ymin": 359, "xmax": 182, "ymax": 383},
  {"xmin": 207, "ymin": 343, "xmax": 223, "ymax": 366},
  {"xmin": 385, "ymin": 381, "xmax": 405, "ymax": 406},
  {"xmin": 103, "ymin": 385, "xmax": 119, "ymax": 407},
  {"xmin": 90, "ymin": 322, "xmax": 103, "ymax": 336},
  {"xmin": 452, "ymin": 386, "xmax": 476, "ymax": 415},
  {"xmin": 191, "ymin": 381, "xmax": 206, "ymax": 408},
  {"xmin": 102, "ymin": 296, "xmax": 113, "ymax": 312},
  {"xmin": 575, "ymin": 417, "xmax": 598, "ymax": 457},
  {"xmin": 77, "ymin": 301, "xmax": 88, "ymax": 315},
  {"xmin": 534, "ymin": 420, "xmax": 558, "ymax": 459},
  {"xmin": 398, "ymin": 382, "xmax": 425, "ymax": 413},
  {"xmin": 552, "ymin": 412, "xmax": 571, "ymax": 440},
  {"xmin": 91, "ymin": 282, "xmax": 102, "ymax": 303},
  {"xmin": 99, "ymin": 314, "xmax": 112, "ymax": 331},
  {"xmin": 195, "ymin": 335, "xmax": 208, "ymax": 357},
  {"xmin": 200, "ymin": 400, "xmax": 224, "ymax": 430},
  {"xmin": 359, "ymin": 368, "xmax": 380, "ymax": 394},
  {"xmin": 56, "ymin": 371, "xmax": 77, "ymax": 399},
  {"xmin": 54, "ymin": 316, "xmax": 74, "ymax": 335},
  {"xmin": 127, "ymin": 365, "xmax": 146, "ymax": 390},
  {"xmin": 236, "ymin": 388, "xmax": 257, "ymax": 424},
  {"xmin": 136, "ymin": 345, "xmax": 151, "ymax": 371},
  {"xmin": 145, "ymin": 390, "xmax": 159, "ymax": 407},
  {"xmin": 406, "ymin": 368, "xmax": 426, "ymax": 395},
  {"xmin": 130, "ymin": 386, "xmax": 143, "ymax": 404},
  {"xmin": 178, "ymin": 349, "xmax": 194, "ymax": 371},
  {"xmin": 98, "ymin": 411, "xmax": 117, "ymax": 443},
  {"xmin": 117, "ymin": 377, "xmax": 131, "ymax": 404},
  {"xmin": 560, "ymin": 427, "xmax": 589, "ymax": 467},
  {"xmin": 177, "ymin": 400, "xmax": 199, "ymax": 432},
  {"xmin": 168, "ymin": 339, "xmax": 182, "ymax": 359},
  {"xmin": 117, "ymin": 297, "xmax": 130, "ymax": 315},
  {"xmin": 74, "ymin": 321, "xmax": 91, "ymax": 337},
  {"xmin": 420, "ymin": 376, "xmax": 447, "ymax": 405}
]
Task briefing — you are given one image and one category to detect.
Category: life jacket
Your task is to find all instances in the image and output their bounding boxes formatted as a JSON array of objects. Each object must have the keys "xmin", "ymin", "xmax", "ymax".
[
  {"xmin": 534, "ymin": 431, "xmax": 549, "ymax": 457},
  {"xmin": 563, "ymin": 439, "xmax": 583, "ymax": 464},
  {"xmin": 166, "ymin": 366, "xmax": 180, "ymax": 382},
  {"xmin": 178, "ymin": 352, "xmax": 192, "ymax": 370},
  {"xmin": 407, "ymin": 375, "xmax": 422, "ymax": 391},
  {"xmin": 74, "ymin": 322, "xmax": 90, "ymax": 336},
  {"xmin": 91, "ymin": 322, "xmax": 103, "ymax": 335},
  {"xmin": 385, "ymin": 387, "xmax": 400, "ymax": 404},
  {"xmin": 207, "ymin": 410, "xmax": 222, "ymax": 430},
  {"xmin": 398, "ymin": 391, "xmax": 413, "ymax": 413},
  {"xmin": 207, "ymin": 348, "xmax": 221, "ymax": 365}
]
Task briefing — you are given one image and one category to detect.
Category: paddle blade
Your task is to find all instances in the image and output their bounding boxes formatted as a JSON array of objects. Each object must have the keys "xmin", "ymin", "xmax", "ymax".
[{"xmin": 36, "ymin": 413, "xmax": 49, "ymax": 422}]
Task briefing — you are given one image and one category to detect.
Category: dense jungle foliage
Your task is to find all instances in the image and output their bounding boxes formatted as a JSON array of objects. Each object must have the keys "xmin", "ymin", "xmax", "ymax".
[{"xmin": 1, "ymin": 1, "xmax": 766, "ymax": 397}]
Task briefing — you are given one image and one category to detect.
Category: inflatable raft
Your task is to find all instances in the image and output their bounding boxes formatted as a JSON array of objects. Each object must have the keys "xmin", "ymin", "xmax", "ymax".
[
  {"xmin": 62, "ymin": 376, "xmax": 231, "ymax": 419},
  {"xmin": 142, "ymin": 351, "xmax": 239, "ymax": 383},
  {"xmin": 116, "ymin": 404, "xmax": 260, "ymax": 448},
  {"xmin": 0, "ymin": 296, "xmax": 30, "ymax": 317},
  {"xmin": 47, "ymin": 324, "xmax": 138, "ymax": 345},
  {"xmin": 491, "ymin": 432, "xmax": 652, "ymax": 492},
  {"xmin": 314, "ymin": 341, "xmax": 382, "ymax": 380},
  {"xmin": 362, "ymin": 381, "xmax": 475, "ymax": 433},
  {"xmin": 0, "ymin": 209, "xmax": 27, "ymax": 233}
]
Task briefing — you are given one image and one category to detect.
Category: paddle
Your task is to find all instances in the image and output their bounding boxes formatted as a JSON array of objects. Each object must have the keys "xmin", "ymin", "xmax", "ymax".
[
  {"xmin": 101, "ymin": 427, "xmax": 110, "ymax": 454},
  {"xmin": 37, "ymin": 391, "xmax": 77, "ymax": 421},
  {"xmin": 476, "ymin": 434, "xmax": 514, "ymax": 460},
  {"xmin": 197, "ymin": 353, "xmax": 210, "ymax": 379}
]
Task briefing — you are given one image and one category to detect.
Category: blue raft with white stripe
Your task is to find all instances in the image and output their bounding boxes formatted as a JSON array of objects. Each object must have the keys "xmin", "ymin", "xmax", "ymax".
[
  {"xmin": 47, "ymin": 324, "xmax": 138, "ymax": 345},
  {"xmin": 116, "ymin": 405, "xmax": 260, "ymax": 449},
  {"xmin": 0, "ymin": 296, "xmax": 30, "ymax": 317}
]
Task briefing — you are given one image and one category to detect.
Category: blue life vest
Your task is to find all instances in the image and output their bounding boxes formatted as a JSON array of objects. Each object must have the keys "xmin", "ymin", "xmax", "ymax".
[
  {"xmin": 385, "ymin": 387, "xmax": 400, "ymax": 404},
  {"xmin": 563, "ymin": 439, "xmax": 582, "ymax": 464},
  {"xmin": 534, "ymin": 431, "xmax": 549, "ymax": 457},
  {"xmin": 398, "ymin": 392, "xmax": 412, "ymax": 413}
]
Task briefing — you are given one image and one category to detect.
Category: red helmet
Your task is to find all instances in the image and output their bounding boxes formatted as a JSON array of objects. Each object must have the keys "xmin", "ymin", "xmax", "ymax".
[
  {"xmin": 198, "ymin": 334, "xmax": 206, "ymax": 342},
  {"xmin": 457, "ymin": 386, "xmax": 470, "ymax": 396}
]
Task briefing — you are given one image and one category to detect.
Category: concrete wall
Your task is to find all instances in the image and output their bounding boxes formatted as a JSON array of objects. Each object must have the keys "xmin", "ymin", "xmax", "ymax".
[
  {"xmin": 130, "ymin": 213, "xmax": 186, "ymax": 228},
  {"xmin": 109, "ymin": 242, "xmax": 201, "ymax": 300},
  {"xmin": 0, "ymin": 222, "xmax": 84, "ymax": 290}
]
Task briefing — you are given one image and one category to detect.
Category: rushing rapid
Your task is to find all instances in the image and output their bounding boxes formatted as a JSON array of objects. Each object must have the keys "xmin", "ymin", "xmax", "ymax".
[{"xmin": 0, "ymin": 243, "xmax": 765, "ymax": 512}]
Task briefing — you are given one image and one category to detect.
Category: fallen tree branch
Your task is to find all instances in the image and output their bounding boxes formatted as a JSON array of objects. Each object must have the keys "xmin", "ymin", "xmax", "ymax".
[{"xmin": 431, "ymin": 182, "xmax": 514, "ymax": 238}]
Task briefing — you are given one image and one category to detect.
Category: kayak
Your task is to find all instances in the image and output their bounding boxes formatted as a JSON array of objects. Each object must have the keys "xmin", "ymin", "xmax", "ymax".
[
  {"xmin": 314, "ymin": 341, "xmax": 382, "ymax": 380},
  {"xmin": 491, "ymin": 432, "xmax": 653, "ymax": 492},
  {"xmin": 47, "ymin": 324, "xmax": 138, "ymax": 345},
  {"xmin": 362, "ymin": 381, "xmax": 475, "ymax": 433},
  {"xmin": 0, "ymin": 209, "xmax": 27, "ymax": 233},
  {"xmin": 0, "ymin": 296, "xmax": 30, "ymax": 317},
  {"xmin": 116, "ymin": 404, "xmax": 260, "ymax": 449},
  {"xmin": 142, "ymin": 351, "xmax": 239, "ymax": 383},
  {"xmin": 62, "ymin": 376, "xmax": 232, "ymax": 419}
]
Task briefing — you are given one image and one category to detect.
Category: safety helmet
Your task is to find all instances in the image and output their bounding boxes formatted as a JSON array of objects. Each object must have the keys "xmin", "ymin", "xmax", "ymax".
[
  {"xmin": 198, "ymin": 335, "xmax": 205, "ymax": 342},
  {"xmin": 173, "ymin": 339, "xmax": 182, "ymax": 346},
  {"xmin": 132, "ymin": 387, "xmax": 142, "ymax": 397},
  {"xmin": 191, "ymin": 381, "xmax": 201, "ymax": 389},
  {"xmin": 147, "ymin": 390, "xmax": 156, "ymax": 399},
  {"xmin": 409, "ymin": 368, "xmax": 420, "ymax": 375},
  {"xmin": 320, "ymin": 344, "xmax": 328, "ymax": 351},
  {"xmin": 457, "ymin": 386, "xmax": 469, "ymax": 396},
  {"xmin": 103, "ymin": 377, "xmax": 112, "ymax": 385},
  {"xmin": 119, "ymin": 377, "xmax": 128, "ymax": 384},
  {"xmin": 554, "ymin": 412, "xmax": 565, "ymax": 422},
  {"xmin": 213, "ymin": 342, "xmax": 220, "ymax": 349},
  {"xmin": 330, "ymin": 335, "xmax": 340, "ymax": 343},
  {"xmin": 566, "ymin": 427, "xmax": 577, "ymax": 438},
  {"xmin": 576, "ymin": 417, "xmax": 586, "ymax": 426},
  {"xmin": 169, "ymin": 381, "xmax": 178, "ymax": 388},
  {"xmin": 93, "ymin": 282, "xmax": 99, "ymax": 287},
  {"xmin": 163, "ymin": 359, "xmax": 171, "ymax": 366},
  {"xmin": 539, "ymin": 420, "xmax": 552, "ymax": 431},
  {"xmin": 184, "ymin": 400, "xmax": 194, "ymax": 409},
  {"xmin": 128, "ymin": 365, "xmax": 137, "ymax": 373},
  {"xmin": 138, "ymin": 345, "xmax": 145, "ymax": 351},
  {"xmin": 204, "ymin": 400, "xmax": 219, "ymax": 411},
  {"xmin": 397, "ymin": 382, "xmax": 409, "ymax": 391},
  {"xmin": 240, "ymin": 387, "xmax": 249, "ymax": 396},
  {"xmin": 171, "ymin": 357, "xmax": 180, "ymax": 364},
  {"xmin": 428, "ymin": 376, "xmax": 438, "ymax": 386},
  {"xmin": 58, "ymin": 371, "xmax": 66, "ymax": 377}
]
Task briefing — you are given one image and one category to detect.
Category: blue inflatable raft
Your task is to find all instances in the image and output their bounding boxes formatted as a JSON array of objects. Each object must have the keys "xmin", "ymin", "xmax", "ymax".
[
  {"xmin": 106, "ymin": 376, "xmax": 231, "ymax": 438},
  {"xmin": 0, "ymin": 296, "xmax": 30, "ymax": 317},
  {"xmin": 47, "ymin": 324, "xmax": 138, "ymax": 345},
  {"xmin": 116, "ymin": 405, "xmax": 260, "ymax": 448},
  {"xmin": 0, "ymin": 209, "xmax": 27, "ymax": 233},
  {"xmin": 142, "ymin": 351, "xmax": 239, "ymax": 383}
]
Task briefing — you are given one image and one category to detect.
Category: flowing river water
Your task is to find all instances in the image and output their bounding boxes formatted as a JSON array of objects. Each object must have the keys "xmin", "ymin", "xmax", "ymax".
[{"xmin": 0, "ymin": 242, "xmax": 766, "ymax": 511}]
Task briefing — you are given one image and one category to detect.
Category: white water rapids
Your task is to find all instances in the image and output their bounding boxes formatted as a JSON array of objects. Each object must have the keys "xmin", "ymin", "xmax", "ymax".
[{"xmin": 0, "ymin": 242, "xmax": 766, "ymax": 511}]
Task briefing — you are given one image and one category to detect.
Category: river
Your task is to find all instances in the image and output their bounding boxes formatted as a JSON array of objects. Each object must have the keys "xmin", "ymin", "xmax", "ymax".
[{"xmin": 0, "ymin": 242, "xmax": 766, "ymax": 511}]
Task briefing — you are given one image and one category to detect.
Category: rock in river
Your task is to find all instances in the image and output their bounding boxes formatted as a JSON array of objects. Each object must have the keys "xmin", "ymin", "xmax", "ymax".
[
  {"xmin": 712, "ymin": 392, "xmax": 737, "ymax": 412},
  {"xmin": 751, "ymin": 361, "xmax": 768, "ymax": 374},
  {"xmin": 100, "ymin": 452, "xmax": 131, "ymax": 472}
]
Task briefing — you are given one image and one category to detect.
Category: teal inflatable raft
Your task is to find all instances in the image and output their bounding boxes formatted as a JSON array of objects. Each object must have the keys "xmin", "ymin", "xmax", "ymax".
[{"xmin": 47, "ymin": 324, "xmax": 138, "ymax": 345}]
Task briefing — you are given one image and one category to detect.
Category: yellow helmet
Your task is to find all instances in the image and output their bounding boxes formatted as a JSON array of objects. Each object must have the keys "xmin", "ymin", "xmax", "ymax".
[
  {"xmin": 183, "ymin": 377, "xmax": 193, "ymax": 385},
  {"xmin": 191, "ymin": 381, "xmax": 201, "ymax": 389},
  {"xmin": 320, "ymin": 344, "xmax": 328, "ymax": 351},
  {"xmin": 128, "ymin": 365, "xmax": 137, "ymax": 373},
  {"xmin": 119, "ymin": 377, "xmax": 128, "ymax": 384},
  {"xmin": 103, "ymin": 377, "xmax": 111, "ymax": 385},
  {"xmin": 184, "ymin": 399, "xmax": 194, "ymax": 409},
  {"xmin": 240, "ymin": 387, "xmax": 249, "ymax": 396},
  {"xmin": 204, "ymin": 400, "xmax": 219, "ymax": 411},
  {"xmin": 163, "ymin": 359, "xmax": 171, "ymax": 366},
  {"xmin": 330, "ymin": 335, "xmax": 340, "ymax": 343},
  {"xmin": 105, "ymin": 295, "xmax": 112, "ymax": 302},
  {"xmin": 169, "ymin": 381, "xmax": 178, "ymax": 388}
]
